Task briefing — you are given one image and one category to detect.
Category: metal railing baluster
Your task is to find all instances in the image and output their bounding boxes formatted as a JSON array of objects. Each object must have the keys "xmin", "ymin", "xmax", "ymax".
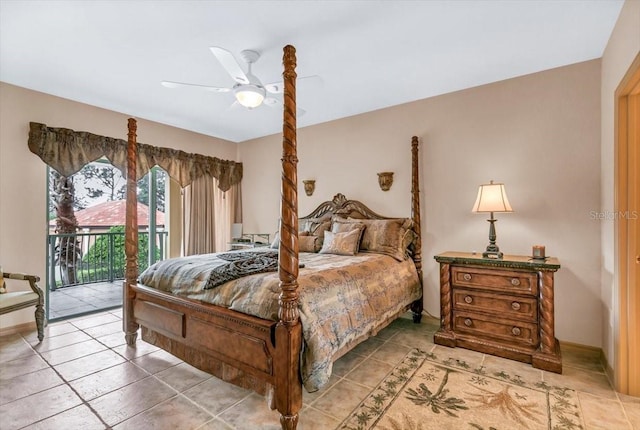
[{"xmin": 46, "ymin": 230, "xmax": 168, "ymax": 290}]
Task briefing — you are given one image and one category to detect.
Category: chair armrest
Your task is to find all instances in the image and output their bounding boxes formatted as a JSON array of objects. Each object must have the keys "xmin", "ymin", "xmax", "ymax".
[
  {"xmin": 2, "ymin": 272, "xmax": 40, "ymax": 282},
  {"xmin": 1, "ymin": 272, "xmax": 43, "ymax": 298}
]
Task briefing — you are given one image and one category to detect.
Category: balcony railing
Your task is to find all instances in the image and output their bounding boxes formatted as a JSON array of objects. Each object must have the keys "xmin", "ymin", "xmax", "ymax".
[{"xmin": 47, "ymin": 230, "xmax": 168, "ymax": 291}]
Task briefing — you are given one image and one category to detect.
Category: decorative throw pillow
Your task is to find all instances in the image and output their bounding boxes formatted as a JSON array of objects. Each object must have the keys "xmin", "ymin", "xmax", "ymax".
[
  {"xmin": 330, "ymin": 217, "xmax": 366, "ymax": 249},
  {"xmin": 270, "ymin": 231, "xmax": 280, "ymax": 249},
  {"xmin": 272, "ymin": 231, "xmax": 310, "ymax": 249},
  {"xmin": 347, "ymin": 217, "xmax": 413, "ymax": 261},
  {"xmin": 319, "ymin": 229, "xmax": 362, "ymax": 256},
  {"xmin": 331, "ymin": 217, "xmax": 363, "ymax": 234},
  {"xmin": 301, "ymin": 218, "xmax": 331, "ymax": 244},
  {"xmin": 299, "ymin": 235, "xmax": 321, "ymax": 253},
  {"xmin": 402, "ymin": 228, "xmax": 417, "ymax": 258}
]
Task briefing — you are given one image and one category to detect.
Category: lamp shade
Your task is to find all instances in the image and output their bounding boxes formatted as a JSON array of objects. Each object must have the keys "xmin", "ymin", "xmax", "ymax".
[
  {"xmin": 231, "ymin": 223, "xmax": 243, "ymax": 239},
  {"xmin": 234, "ymin": 85, "xmax": 265, "ymax": 108},
  {"xmin": 471, "ymin": 181, "xmax": 513, "ymax": 213}
]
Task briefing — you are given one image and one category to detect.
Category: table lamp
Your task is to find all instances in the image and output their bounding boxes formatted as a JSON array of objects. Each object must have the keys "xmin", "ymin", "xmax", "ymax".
[{"xmin": 472, "ymin": 180, "xmax": 513, "ymax": 259}]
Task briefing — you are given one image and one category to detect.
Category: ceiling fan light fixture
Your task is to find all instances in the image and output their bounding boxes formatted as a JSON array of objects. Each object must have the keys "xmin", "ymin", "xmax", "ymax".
[{"xmin": 234, "ymin": 85, "xmax": 266, "ymax": 108}]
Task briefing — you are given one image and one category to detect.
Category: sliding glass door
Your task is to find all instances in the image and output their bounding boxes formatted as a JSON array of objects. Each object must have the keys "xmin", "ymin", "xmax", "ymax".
[{"xmin": 45, "ymin": 161, "xmax": 167, "ymax": 321}]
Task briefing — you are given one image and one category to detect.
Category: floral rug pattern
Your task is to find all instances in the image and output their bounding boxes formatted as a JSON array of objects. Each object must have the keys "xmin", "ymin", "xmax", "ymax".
[{"xmin": 339, "ymin": 349, "xmax": 584, "ymax": 430}]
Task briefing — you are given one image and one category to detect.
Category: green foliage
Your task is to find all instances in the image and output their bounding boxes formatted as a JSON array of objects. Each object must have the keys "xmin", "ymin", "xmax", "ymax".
[{"xmin": 83, "ymin": 225, "xmax": 160, "ymax": 277}]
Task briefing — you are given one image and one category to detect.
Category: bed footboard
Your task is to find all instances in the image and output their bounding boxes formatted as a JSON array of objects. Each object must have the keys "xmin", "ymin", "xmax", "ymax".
[{"xmin": 133, "ymin": 284, "xmax": 277, "ymax": 393}]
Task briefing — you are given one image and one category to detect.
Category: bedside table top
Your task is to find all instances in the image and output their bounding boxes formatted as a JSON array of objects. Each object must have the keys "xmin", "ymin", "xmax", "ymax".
[{"xmin": 434, "ymin": 251, "xmax": 560, "ymax": 271}]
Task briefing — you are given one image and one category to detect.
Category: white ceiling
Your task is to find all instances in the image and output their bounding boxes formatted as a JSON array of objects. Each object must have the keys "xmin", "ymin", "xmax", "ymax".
[{"xmin": 0, "ymin": 0, "xmax": 624, "ymax": 143}]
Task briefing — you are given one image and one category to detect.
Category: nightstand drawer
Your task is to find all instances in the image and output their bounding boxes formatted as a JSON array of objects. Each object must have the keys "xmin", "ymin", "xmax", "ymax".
[
  {"xmin": 452, "ymin": 288, "xmax": 537, "ymax": 322},
  {"xmin": 451, "ymin": 266, "xmax": 537, "ymax": 295},
  {"xmin": 453, "ymin": 311, "xmax": 539, "ymax": 349}
]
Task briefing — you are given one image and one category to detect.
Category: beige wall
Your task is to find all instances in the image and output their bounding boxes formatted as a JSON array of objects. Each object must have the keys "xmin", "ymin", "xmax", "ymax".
[
  {"xmin": 0, "ymin": 82, "xmax": 237, "ymax": 329},
  {"xmin": 240, "ymin": 59, "xmax": 603, "ymax": 347},
  {"xmin": 600, "ymin": 0, "xmax": 640, "ymax": 374},
  {"xmin": 0, "ymin": 23, "xmax": 621, "ymax": 353}
]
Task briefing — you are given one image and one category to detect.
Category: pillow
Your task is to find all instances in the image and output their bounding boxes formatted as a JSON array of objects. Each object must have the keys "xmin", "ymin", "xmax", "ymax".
[
  {"xmin": 347, "ymin": 217, "xmax": 413, "ymax": 261},
  {"xmin": 299, "ymin": 234, "xmax": 321, "ymax": 253},
  {"xmin": 402, "ymin": 228, "xmax": 417, "ymax": 258},
  {"xmin": 330, "ymin": 219, "xmax": 366, "ymax": 248},
  {"xmin": 301, "ymin": 218, "xmax": 331, "ymax": 244},
  {"xmin": 270, "ymin": 231, "xmax": 280, "ymax": 249},
  {"xmin": 331, "ymin": 217, "xmax": 364, "ymax": 234},
  {"xmin": 271, "ymin": 230, "xmax": 310, "ymax": 249},
  {"xmin": 319, "ymin": 230, "xmax": 362, "ymax": 256}
]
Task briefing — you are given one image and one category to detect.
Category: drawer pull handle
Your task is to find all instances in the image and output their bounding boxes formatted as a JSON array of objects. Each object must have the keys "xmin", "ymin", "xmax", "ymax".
[
  {"xmin": 464, "ymin": 318, "xmax": 473, "ymax": 327},
  {"xmin": 464, "ymin": 295, "xmax": 473, "ymax": 304},
  {"xmin": 511, "ymin": 302, "xmax": 521, "ymax": 311},
  {"xmin": 463, "ymin": 273, "xmax": 472, "ymax": 281},
  {"xmin": 512, "ymin": 327, "xmax": 521, "ymax": 336},
  {"xmin": 511, "ymin": 278, "xmax": 521, "ymax": 286}
]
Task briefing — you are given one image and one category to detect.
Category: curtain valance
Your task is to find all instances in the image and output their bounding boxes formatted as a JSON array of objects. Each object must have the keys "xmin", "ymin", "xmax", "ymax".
[{"xmin": 28, "ymin": 122, "xmax": 242, "ymax": 191}]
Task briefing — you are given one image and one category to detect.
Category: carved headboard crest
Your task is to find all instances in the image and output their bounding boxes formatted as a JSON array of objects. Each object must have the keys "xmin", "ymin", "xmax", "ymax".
[{"xmin": 300, "ymin": 193, "xmax": 390, "ymax": 221}]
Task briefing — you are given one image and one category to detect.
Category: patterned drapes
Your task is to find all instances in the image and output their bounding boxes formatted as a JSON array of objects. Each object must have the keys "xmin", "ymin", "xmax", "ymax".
[{"xmin": 28, "ymin": 122, "xmax": 242, "ymax": 191}]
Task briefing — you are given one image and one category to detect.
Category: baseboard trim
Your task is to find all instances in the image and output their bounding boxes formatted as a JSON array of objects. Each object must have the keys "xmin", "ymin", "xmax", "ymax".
[
  {"xmin": 559, "ymin": 339, "xmax": 611, "ymax": 377},
  {"xmin": 558, "ymin": 339, "xmax": 602, "ymax": 353},
  {"xmin": 0, "ymin": 321, "xmax": 36, "ymax": 337}
]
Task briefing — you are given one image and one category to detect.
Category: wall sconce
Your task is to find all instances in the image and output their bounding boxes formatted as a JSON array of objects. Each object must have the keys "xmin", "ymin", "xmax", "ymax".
[
  {"xmin": 377, "ymin": 172, "xmax": 394, "ymax": 191},
  {"xmin": 303, "ymin": 180, "xmax": 315, "ymax": 196}
]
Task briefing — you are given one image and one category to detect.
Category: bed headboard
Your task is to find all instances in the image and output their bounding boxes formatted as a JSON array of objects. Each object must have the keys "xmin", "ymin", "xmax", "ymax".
[
  {"xmin": 299, "ymin": 193, "xmax": 391, "ymax": 222},
  {"xmin": 299, "ymin": 191, "xmax": 422, "ymax": 271},
  {"xmin": 298, "ymin": 137, "xmax": 423, "ymax": 283}
]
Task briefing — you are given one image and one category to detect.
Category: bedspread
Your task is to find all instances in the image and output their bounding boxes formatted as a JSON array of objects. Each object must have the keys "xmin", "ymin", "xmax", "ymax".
[{"xmin": 138, "ymin": 249, "xmax": 421, "ymax": 391}]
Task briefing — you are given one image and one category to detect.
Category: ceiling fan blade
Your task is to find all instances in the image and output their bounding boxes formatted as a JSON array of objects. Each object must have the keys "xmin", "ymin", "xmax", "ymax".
[
  {"xmin": 227, "ymin": 100, "xmax": 242, "ymax": 111},
  {"xmin": 265, "ymin": 75, "xmax": 322, "ymax": 94},
  {"xmin": 264, "ymin": 82, "xmax": 284, "ymax": 94},
  {"xmin": 263, "ymin": 97, "xmax": 280, "ymax": 106},
  {"xmin": 264, "ymin": 97, "xmax": 306, "ymax": 116},
  {"xmin": 161, "ymin": 81, "xmax": 230, "ymax": 92},
  {"xmin": 209, "ymin": 47, "xmax": 250, "ymax": 85}
]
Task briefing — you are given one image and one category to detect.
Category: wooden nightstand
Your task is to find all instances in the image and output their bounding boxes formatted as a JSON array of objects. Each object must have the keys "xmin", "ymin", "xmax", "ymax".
[{"xmin": 433, "ymin": 251, "xmax": 562, "ymax": 373}]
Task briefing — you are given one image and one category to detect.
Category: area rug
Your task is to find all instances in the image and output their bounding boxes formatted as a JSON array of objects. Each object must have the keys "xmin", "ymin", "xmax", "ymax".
[{"xmin": 339, "ymin": 349, "xmax": 584, "ymax": 430}]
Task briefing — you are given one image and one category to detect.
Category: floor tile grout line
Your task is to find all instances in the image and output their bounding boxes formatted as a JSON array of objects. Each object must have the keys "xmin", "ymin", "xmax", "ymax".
[
  {"xmin": 18, "ymin": 322, "xmax": 198, "ymax": 428},
  {"xmin": 4, "ymin": 312, "xmax": 635, "ymax": 429},
  {"xmin": 613, "ymin": 391, "xmax": 635, "ymax": 429},
  {"xmin": 302, "ymin": 403, "xmax": 344, "ymax": 423},
  {"xmin": 14, "ymin": 332, "xmax": 113, "ymax": 430},
  {"xmin": 11, "ymin": 324, "xmax": 183, "ymax": 428},
  {"xmin": 151, "ymin": 366, "xmax": 257, "ymax": 427}
]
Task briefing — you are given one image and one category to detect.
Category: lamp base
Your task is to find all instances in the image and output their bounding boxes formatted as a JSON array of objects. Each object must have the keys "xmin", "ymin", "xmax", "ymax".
[
  {"xmin": 482, "ymin": 250, "xmax": 503, "ymax": 259},
  {"xmin": 483, "ymin": 215, "xmax": 503, "ymax": 259}
]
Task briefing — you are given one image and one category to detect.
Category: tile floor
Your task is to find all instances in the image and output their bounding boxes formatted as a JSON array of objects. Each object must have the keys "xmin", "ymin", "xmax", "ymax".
[
  {"xmin": 47, "ymin": 282, "xmax": 122, "ymax": 320},
  {"xmin": 1, "ymin": 310, "xmax": 638, "ymax": 429}
]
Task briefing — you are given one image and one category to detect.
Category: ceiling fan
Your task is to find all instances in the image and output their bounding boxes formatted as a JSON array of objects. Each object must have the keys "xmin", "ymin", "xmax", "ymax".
[{"xmin": 162, "ymin": 46, "xmax": 318, "ymax": 111}]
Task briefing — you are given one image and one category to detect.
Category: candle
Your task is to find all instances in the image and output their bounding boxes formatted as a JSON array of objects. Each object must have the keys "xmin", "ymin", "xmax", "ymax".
[{"xmin": 532, "ymin": 245, "xmax": 546, "ymax": 259}]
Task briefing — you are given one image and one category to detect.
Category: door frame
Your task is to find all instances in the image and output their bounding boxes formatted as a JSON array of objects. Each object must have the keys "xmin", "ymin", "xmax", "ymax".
[{"xmin": 614, "ymin": 52, "xmax": 640, "ymax": 396}]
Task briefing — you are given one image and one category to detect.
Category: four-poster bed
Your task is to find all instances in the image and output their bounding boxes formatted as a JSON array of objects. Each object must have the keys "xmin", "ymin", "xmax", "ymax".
[{"xmin": 123, "ymin": 45, "xmax": 424, "ymax": 429}]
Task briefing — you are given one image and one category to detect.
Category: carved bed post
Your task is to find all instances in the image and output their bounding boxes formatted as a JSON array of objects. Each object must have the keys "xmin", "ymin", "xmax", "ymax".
[
  {"xmin": 410, "ymin": 136, "xmax": 424, "ymax": 323},
  {"xmin": 275, "ymin": 45, "xmax": 302, "ymax": 430},
  {"xmin": 123, "ymin": 118, "xmax": 139, "ymax": 345}
]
